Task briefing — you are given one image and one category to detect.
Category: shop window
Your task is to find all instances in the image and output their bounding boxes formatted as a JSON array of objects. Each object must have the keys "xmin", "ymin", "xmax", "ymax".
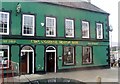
[
  {"xmin": 46, "ymin": 17, "xmax": 56, "ymax": 37},
  {"xmin": 63, "ymin": 46, "xmax": 75, "ymax": 65},
  {"xmin": 96, "ymin": 23, "xmax": 103, "ymax": 39},
  {"xmin": 82, "ymin": 21, "xmax": 89, "ymax": 38},
  {"xmin": 65, "ymin": 19, "xmax": 74, "ymax": 37},
  {"xmin": 82, "ymin": 46, "xmax": 92, "ymax": 64},
  {"xmin": 0, "ymin": 12, "xmax": 9, "ymax": 35},
  {"xmin": 22, "ymin": 14, "xmax": 35, "ymax": 36},
  {"xmin": 0, "ymin": 45, "xmax": 9, "ymax": 69}
]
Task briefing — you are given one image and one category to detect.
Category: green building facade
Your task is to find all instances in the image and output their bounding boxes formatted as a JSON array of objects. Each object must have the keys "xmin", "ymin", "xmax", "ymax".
[{"xmin": 0, "ymin": 1, "xmax": 110, "ymax": 74}]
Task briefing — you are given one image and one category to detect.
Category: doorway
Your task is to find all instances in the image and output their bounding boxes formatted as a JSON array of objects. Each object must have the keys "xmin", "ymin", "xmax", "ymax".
[
  {"xmin": 20, "ymin": 46, "xmax": 34, "ymax": 74},
  {"xmin": 46, "ymin": 46, "xmax": 56, "ymax": 73}
]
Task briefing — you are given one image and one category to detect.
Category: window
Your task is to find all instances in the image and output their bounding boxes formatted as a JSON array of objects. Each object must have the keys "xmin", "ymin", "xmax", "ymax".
[
  {"xmin": 65, "ymin": 19, "xmax": 74, "ymax": 37},
  {"xmin": 0, "ymin": 12, "xmax": 9, "ymax": 35},
  {"xmin": 22, "ymin": 14, "xmax": 35, "ymax": 36},
  {"xmin": 0, "ymin": 45, "xmax": 9, "ymax": 69},
  {"xmin": 82, "ymin": 21, "xmax": 89, "ymax": 38},
  {"xmin": 46, "ymin": 17, "xmax": 56, "ymax": 37},
  {"xmin": 82, "ymin": 46, "xmax": 92, "ymax": 64},
  {"xmin": 96, "ymin": 23, "xmax": 103, "ymax": 39},
  {"xmin": 63, "ymin": 46, "xmax": 75, "ymax": 65}
]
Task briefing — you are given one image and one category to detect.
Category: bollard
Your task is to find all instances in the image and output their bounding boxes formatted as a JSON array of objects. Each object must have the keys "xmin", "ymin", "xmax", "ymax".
[{"xmin": 96, "ymin": 76, "xmax": 101, "ymax": 84}]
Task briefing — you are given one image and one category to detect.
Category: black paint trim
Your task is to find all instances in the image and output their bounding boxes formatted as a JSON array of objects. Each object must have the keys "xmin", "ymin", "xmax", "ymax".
[
  {"xmin": 1, "ymin": 35, "xmax": 109, "ymax": 42},
  {"xmin": 57, "ymin": 65, "xmax": 110, "ymax": 72}
]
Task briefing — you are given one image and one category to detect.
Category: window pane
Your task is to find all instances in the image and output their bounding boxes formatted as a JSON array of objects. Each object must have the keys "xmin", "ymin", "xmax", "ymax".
[
  {"xmin": 46, "ymin": 17, "xmax": 56, "ymax": 36},
  {"xmin": 0, "ymin": 45, "xmax": 9, "ymax": 69},
  {"xmin": 63, "ymin": 46, "xmax": 74, "ymax": 65},
  {"xmin": 82, "ymin": 47, "xmax": 92, "ymax": 64},
  {"xmin": 23, "ymin": 15, "xmax": 34, "ymax": 36},
  {"xmin": 82, "ymin": 21, "xmax": 89, "ymax": 38},
  {"xmin": 97, "ymin": 23, "xmax": 103, "ymax": 39},
  {"xmin": 65, "ymin": 19, "xmax": 74, "ymax": 37},
  {"xmin": 0, "ymin": 12, "xmax": 9, "ymax": 34}
]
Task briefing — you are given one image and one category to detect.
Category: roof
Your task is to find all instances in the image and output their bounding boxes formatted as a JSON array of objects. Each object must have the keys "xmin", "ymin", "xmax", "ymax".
[{"xmin": 38, "ymin": 1, "xmax": 109, "ymax": 14}]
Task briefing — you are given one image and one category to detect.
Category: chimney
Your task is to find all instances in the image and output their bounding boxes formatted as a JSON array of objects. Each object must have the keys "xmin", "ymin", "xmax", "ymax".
[{"xmin": 87, "ymin": 0, "xmax": 91, "ymax": 3}]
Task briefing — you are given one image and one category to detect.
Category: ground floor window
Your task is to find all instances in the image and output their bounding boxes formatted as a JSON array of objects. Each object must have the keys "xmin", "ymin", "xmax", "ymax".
[
  {"xmin": 63, "ymin": 46, "xmax": 75, "ymax": 65},
  {"xmin": 82, "ymin": 46, "xmax": 92, "ymax": 64},
  {"xmin": 0, "ymin": 45, "xmax": 9, "ymax": 69}
]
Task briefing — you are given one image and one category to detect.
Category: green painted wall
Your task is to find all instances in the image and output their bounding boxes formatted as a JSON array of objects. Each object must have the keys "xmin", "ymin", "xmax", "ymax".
[
  {"xmin": 36, "ymin": 45, "xmax": 44, "ymax": 71},
  {"xmin": 2, "ymin": 2, "xmax": 109, "ymax": 39},
  {"xmin": 11, "ymin": 45, "xmax": 19, "ymax": 63}
]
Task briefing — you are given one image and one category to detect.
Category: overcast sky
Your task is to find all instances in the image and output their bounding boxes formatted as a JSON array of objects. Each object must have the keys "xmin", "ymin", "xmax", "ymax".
[{"xmin": 91, "ymin": 0, "xmax": 119, "ymax": 43}]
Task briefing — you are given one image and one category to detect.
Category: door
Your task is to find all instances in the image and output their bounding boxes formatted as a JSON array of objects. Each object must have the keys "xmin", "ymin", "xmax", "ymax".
[
  {"xmin": 46, "ymin": 52, "xmax": 55, "ymax": 72},
  {"xmin": 20, "ymin": 52, "xmax": 27, "ymax": 74},
  {"xmin": 29, "ymin": 52, "xmax": 33, "ymax": 74}
]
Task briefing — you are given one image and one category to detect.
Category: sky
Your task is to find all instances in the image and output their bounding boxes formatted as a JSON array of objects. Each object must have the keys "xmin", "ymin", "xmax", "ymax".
[{"xmin": 91, "ymin": 0, "xmax": 119, "ymax": 44}]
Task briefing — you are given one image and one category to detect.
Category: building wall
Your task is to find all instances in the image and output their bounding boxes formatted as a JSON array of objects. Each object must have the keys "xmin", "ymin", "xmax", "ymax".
[{"xmin": 1, "ymin": 2, "xmax": 110, "ymax": 73}]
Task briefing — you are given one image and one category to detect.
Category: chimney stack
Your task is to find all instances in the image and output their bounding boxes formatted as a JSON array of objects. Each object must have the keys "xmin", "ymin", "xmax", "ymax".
[{"xmin": 87, "ymin": 0, "xmax": 91, "ymax": 3}]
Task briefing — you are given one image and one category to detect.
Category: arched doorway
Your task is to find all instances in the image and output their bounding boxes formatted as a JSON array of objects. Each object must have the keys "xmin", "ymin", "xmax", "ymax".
[
  {"xmin": 46, "ymin": 46, "xmax": 56, "ymax": 73},
  {"xmin": 20, "ymin": 46, "xmax": 34, "ymax": 74}
]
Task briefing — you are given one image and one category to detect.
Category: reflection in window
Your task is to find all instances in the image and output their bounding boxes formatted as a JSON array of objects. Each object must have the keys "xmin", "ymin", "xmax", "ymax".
[
  {"xmin": 0, "ymin": 12, "xmax": 9, "ymax": 35},
  {"xmin": 22, "ymin": 14, "xmax": 35, "ymax": 36},
  {"xmin": 96, "ymin": 23, "xmax": 103, "ymax": 39},
  {"xmin": 46, "ymin": 17, "xmax": 56, "ymax": 37},
  {"xmin": 65, "ymin": 19, "xmax": 74, "ymax": 37},
  {"xmin": 0, "ymin": 45, "xmax": 9, "ymax": 69},
  {"xmin": 82, "ymin": 21, "xmax": 89, "ymax": 38},
  {"xmin": 82, "ymin": 47, "xmax": 92, "ymax": 64},
  {"xmin": 63, "ymin": 46, "xmax": 74, "ymax": 65}
]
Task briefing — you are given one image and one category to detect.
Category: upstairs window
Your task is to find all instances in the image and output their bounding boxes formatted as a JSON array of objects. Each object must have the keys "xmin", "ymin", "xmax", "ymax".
[
  {"xmin": 82, "ymin": 21, "xmax": 89, "ymax": 38},
  {"xmin": 96, "ymin": 23, "xmax": 103, "ymax": 39},
  {"xmin": 65, "ymin": 19, "xmax": 74, "ymax": 37},
  {"xmin": 63, "ymin": 46, "xmax": 75, "ymax": 65},
  {"xmin": 0, "ymin": 45, "xmax": 9, "ymax": 69},
  {"xmin": 0, "ymin": 12, "xmax": 9, "ymax": 35},
  {"xmin": 82, "ymin": 46, "xmax": 92, "ymax": 64},
  {"xmin": 22, "ymin": 14, "xmax": 35, "ymax": 36},
  {"xmin": 46, "ymin": 17, "xmax": 56, "ymax": 37}
]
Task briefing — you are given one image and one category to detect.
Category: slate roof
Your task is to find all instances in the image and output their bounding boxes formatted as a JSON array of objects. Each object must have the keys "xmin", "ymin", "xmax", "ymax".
[{"xmin": 38, "ymin": 1, "xmax": 109, "ymax": 14}]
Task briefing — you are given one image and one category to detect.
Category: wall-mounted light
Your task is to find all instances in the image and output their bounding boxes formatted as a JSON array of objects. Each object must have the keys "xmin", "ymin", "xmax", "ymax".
[
  {"xmin": 41, "ymin": 23, "xmax": 45, "ymax": 27},
  {"xmin": 16, "ymin": 3, "xmax": 21, "ymax": 16}
]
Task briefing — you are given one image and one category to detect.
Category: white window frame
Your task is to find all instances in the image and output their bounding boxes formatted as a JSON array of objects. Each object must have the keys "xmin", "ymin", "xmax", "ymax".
[
  {"xmin": 0, "ymin": 12, "xmax": 9, "ymax": 35},
  {"xmin": 82, "ymin": 21, "xmax": 89, "ymax": 38},
  {"xmin": 96, "ymin": 23, "xmax": 103, "ymax": 39},
  {"xmin": 0, "ymin": 45, "xmax": 9, "ymax": 69},
  {"xmin": 46, "ymin": 17, "xmax": 56, "ymax": 37},
  {"xmin": 22, "ymin": 14, "xmax": 35, "ymax": 36},
  {"xmin": 63, "ymin": 46, "xmax": 75, "ymax": 65},
  {"xmin": 65, "ymin": 19, "xmax": 74, "ymax": 37},
  {"xmin": 82, "ymin": 46, "xmax": 92, "ymax": 64}
]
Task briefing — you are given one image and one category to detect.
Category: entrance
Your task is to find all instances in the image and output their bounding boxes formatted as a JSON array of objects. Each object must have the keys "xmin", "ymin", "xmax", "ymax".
[
  {"xmin": 20, "ymin": 46, "xmax": 34, "ymax": 74},
  {"xmin": 46, "ymin": 46, "xmax": 56, "ymax": 73}
]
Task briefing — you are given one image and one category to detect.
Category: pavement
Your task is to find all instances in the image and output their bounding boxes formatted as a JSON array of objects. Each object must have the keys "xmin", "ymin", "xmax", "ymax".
[{"xmin": 3, "ymin": 67, "xmax": 119, "ymax": 83}]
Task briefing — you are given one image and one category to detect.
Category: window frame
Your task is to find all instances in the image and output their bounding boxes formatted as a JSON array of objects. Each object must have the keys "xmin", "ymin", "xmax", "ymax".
[
  {"xmin": 82, "ymin": 21, "xmax": 90, "ymax": 39},
  {"xmin": 22, "ymin": 14, "xmax": 35, "ymax": 36},
  {"xmin": 46, "ymin": 17, "xmax": 56, "ymax": 37},
  {"xmin": 63, "ymin": 46, "xmax": 75, "ymax": 66},
  {"xmin": 82, "ymin": 46, "xmax": 93, "ymax": 64},
  {"xmin": 0, "ymin": 12, "xmax": 10, "ymax": 35},
  {"xmin": 65, "ymin": 19, "xmax": 74, "ymax": 38},
  {"xmin": 96, "ymin": 23, "xmax": 103, "ymax": 39},
  {"xmin": 0, "ymin": 45, "xmax": 9, "ymax": 69}
]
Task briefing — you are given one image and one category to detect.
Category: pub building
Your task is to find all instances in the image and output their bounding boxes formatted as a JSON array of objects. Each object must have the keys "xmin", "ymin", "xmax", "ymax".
[{"xmin": 0, "ymin": 1, "xmax": 110, "ymax": 74}]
